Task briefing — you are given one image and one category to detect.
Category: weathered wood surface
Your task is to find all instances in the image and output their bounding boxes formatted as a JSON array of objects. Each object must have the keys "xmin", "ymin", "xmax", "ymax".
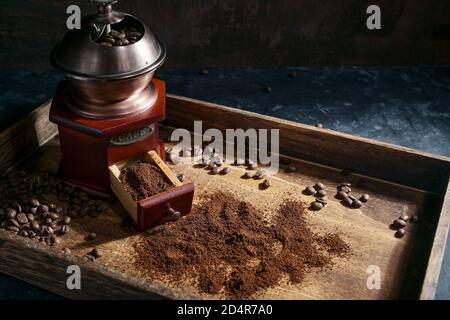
[{"xmin": 0, "ymin": 96, "xmax": 449, "ymax": 299}]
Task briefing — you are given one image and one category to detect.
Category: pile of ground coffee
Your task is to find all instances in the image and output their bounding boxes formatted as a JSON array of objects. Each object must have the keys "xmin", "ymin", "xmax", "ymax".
[
  {"xmin": 119, "ymin": 162, "xmax": 173, "ymax": 201},
  {"xmin": 133, "ymin": 192, "xmax": 350, "ymax": 299}
]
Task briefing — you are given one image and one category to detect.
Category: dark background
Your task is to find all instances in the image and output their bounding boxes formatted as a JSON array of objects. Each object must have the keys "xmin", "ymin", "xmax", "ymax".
[
  {"xmin": 1, "ymin": 0, "xmax": 450, "ymax": 70},
  {"xmin": 0, "ymin": 0, "xmax": 450, "ymax": 299}
]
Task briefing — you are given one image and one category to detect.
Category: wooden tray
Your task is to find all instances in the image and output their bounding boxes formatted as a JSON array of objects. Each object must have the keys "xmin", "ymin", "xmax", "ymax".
[{"xmin": 0, "ymin": 95, "xmax": 449, "ymax": 300}]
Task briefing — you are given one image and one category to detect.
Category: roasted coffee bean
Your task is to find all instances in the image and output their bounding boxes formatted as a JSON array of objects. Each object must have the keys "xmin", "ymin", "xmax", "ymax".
[
  {"xmin": 91, "ymin": 248, "xmax": 103, "ymax": 259},
  {"xmin": 31, "ymin": 221, "xmax": 39, "ymax": 231},
  {"xmin": 7, "ymin": 226, "xmax": 19, "ymax": 233},
  {"xmin": 395, "ymin": 229, "xmax": 405, "ymax": 238},
  {"xmin": 315, "ymin": 190, "xmax": 326, "ymax": 198},
  {"xmin": 394, "ymin": 219, "xmax": 407, "ymax": 228},
  {"xmin": 79, "ymin": 206, "xmax": 91, "ymax": 217},
  {"xmin": 49, "ymin": 213, "xmax": 59, "ymax": 220},
  {"xmin": 360, "ymin": 194, "xmax": 370, "ymax": 202},
  {"xmin": 316, "ymin": 198, "xmax": 327, "ymax": 205},
  {"xmin": 255, "ymin": 170, "xmax": 267, "ymax": 180},
  {"xmin": 310, "ymin": 201, "xmax": 324, "ymax": 211},
  {"xmin": 59, "ymin": 225, "xmax": 70, "ymax": 235},
  {"xmin": 26, "ymin": 213, "xmax": 34, "ymax": 222},
  {"xmin": 339, "ymin": 185, "xmax": 351, "ymax": 193},
  {"xmin": 342, "ymin": 197, "xmax": 353, "ymax": 207},
  {"xmin": 351, "ymin": 199, "xmax": 362, "ymax": 208},
  {"xmin": 67, "ymin": 209, "xmax": 78, "ymax": 218},
  {"xmin": 261, "ymin": 179, "xmax": 270, "ymax": 189},
  {"xmin": 315, "ymin": 123, "xmax": 323, "ymax": 128},
  {"xmin": 399, "ymin": 214, "xmax": 409, "ymax": 222},
  {"xmin": 39, "ymin": 204, "xmax": 49, "ymax": 213},
  {"xmin": 248, "ymin": 163, "xmax": 258, "ymax": 170},
  {"xmin": 21, "ymin": 230, "xmax": 29, "ymax": 237},
  {"xmin": 303, "ymin": 186, "xmax": 316, "ymax": 195},
  {"xmin": 9, "ymin": 219, "xmax": 20, "ymax": 228},
  {"xmin": 0, "ymin": 221, "xmax": 8, "ymax": 229},
  {"xmin": 212, "ymin": 167, "xmax": 220, "ymax": 175},
  {"xmin": 336, "ymin": 190, "xmax": 349, "ymax": 200},
  {"xmin": 11, "ymin": 202, "xmax": 22, "ymax": 213},
  {"xmin": 285, "ymin": 166, "xmax": 296, "ymax": 173},
  {"xmin": 263, "ymin": 85, "xmax": 272, "ymax": 93},
  {"xmin": 45, "ymin": 217, "xmax": 53, "ymax": 225},
  {"xmin": 243, "ymin": 172, "xmax": 254, "ymax": 179},
  {"xmin": 88, "ymin": 233, "xmax": 97, "ymax": 240},
  {"xmin": 220, "ymin": 167, "xmax": 231, "ymax": 175},
  {"xmin": 96, "ymin": 202, "xmax": 109, "ymax": 213},
  {"xmin": 100, "ymin": 42, "xmax": 113, "ymax": 47},
  {"xmin": 314, "ymin": 183, "xmax": 325, "ymax": 190},
  {"xmin": 55, "ymin": 206, "xmax": 63, "ymax": 214},
  {"xmin": 29, "ymin": 198, "xmax": 40, "ymax": 208},
  {"xmin": 16, "ymin": 213, "xmax": 28, "ymax": 225},
  {"xmin": 6, "ymin": 208, "xmax": 17, "ymax": 219},
  {"xmin": 208, "ymin": 162, "xmax": 217, "ymax": 170},
  {"xmin": 49, "ymin": 203, "xmax": 57, "ymax": 210},
  {"xmin": 30, "ymin": 207, "xmax": 38, "ymax": 214},
  {"xmin": 410, "ymin": 215, "xmax": 419, "ymax": 223},
  {"xmin": 104, "ymin": 37, "xmax": 115, "ymax": 44},
  {"xmin": 62, "ymin": 248, "xmax": 71, "ymax": 254}
]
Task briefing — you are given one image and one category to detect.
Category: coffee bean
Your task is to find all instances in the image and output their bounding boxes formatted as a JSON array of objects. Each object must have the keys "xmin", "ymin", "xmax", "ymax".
[
  {"xmin": 399, "ymin": 214, "xmax": 409, "ymax": 222},
  {"xmin": 263, "ymin": 85, "xmax": 272, "ymax": 93},
  {"xmin": 220, "ymin": 167, "xmax": 231, "ymax": 175},
  {"xmin": 79, "ymin": 206, "xmax": 91, "ymax": 217},
  {"xmin": 208, "ymin": 162, "xmax": 217, "ymax": 170},
  {"xmin": 96, "ymin": 202, "xmax": 109, "ymax": 213},
  {"xmin": 243, "ymin": 172, "xmax": 254, "ymax": 179},
  {"xmin": 26, "ymin": 213, "xmax": 34, "ymax": 222},
  {"xmin": 88, "ymin": 232, "xmax": 97, "ymax": 240},
  {"xmin": 255, "ymin": 170, "xmax": 267, "ymax": 180},
  {"xmin": 49, "ymin": 213, "xmax": 59, "ymax": 220},
  {"xmin": 285, "ymin": 166, "xmax": 296, "ymax": 173},
  {"xmin": 30, "ymin": 207, "xmax": 38, "ymax": 214},
  {"xmin": 31, "ymin": 221, "xmax": 39, "ymax": 231},
  {"xmin": 62, "ymin": 248, "xmax": 71, "ymax": 254},
  {"xmin": 339, "ymin": 186, "xmax": 351, "ymax": 193},
  {"xmin": 248, "ymin": 163, "xmax": 258, "ymax": 170},
  {"xmin": 342, "ymin": 197, "xmax": 353, "ymax": 207},
  {"xmin": 315, "ymin": 123, "xmax": 323, "ymax": 128},
  {"xmin": 212, "ymin": 167, "xmax": 220, "ymax": 175},
  {"xmin": 21, "ymin": 230, "xmax": 29, "ymax": 237},
  {"xmin": 310, "ymin": 202, "xmax": 324, "ymax": 211},
  {"xmin": 303, "ymin": 186, "xmax": 316, "ymax": 195},
  {"xmin": 313, "ymin": 183, "xmax": 324, "ymax": 191},
  {"xmin": 59, "ymin": 225, "xmax": 70, "ymax": 235},
  {"xmin": 410, "ymin": 215, "xmax": 419, "ymax": 223},
  {"xmin": 39, "ymin": 204, "xmax": 49, "ymax": 213},
  {"xmin": 360, "ymin": 194, "xmax": 370, "ymax": 202},
  {"xmin": 7, "ymin": 226, "xmax": 19, "ymax": 233},
  {"xmin": 261, "ymin": 179, "xmax": 270, "ymax": 189},
  {"xmin": 11, "ymin": 202, "xmax": 22, "ymax": 213},
  {"xmin": 91, "ymin": 248, "xmax": 103, "ymax": 259},
  {"xmin": 6, "ymin": 208, "xmax": 17, "ymax": 219},
  {"xmin": 316, "ymin": 198, "xmax": 327, "ymax": 205},
  {"xmin": 51, "ymin": 237, "xmax": 60, "ymax": 246},
  {"xmin": 29, "ymin": 198, "xmax": 40, "ymax": 207},
  {"xmin": 394, "ymin": 219, "xmax": 407, "ymax": 228},
  {"xmin": 16, "ymin": 213, "xmax": 28, "ymax": 225},
  {"xmin": 49, "ymin": 203, "xmax": 57, "ymax": 210},
  {"xmin": 315, "ymin": 190, "xmax": 327, "ymax": 198},
  {"xmin": 9, "ymin": 219, "xmax": 20, "ymax": 228},
  {"xmin": 45, "ymin": 217, "xmax": 53, "ymax": 225},
  {"xmin": 395, "ymin": 229, "xmax": 405, "ymax": 238},
  {"xmin": 55, "ymin": 206, "xmax": 63, "ymax": 214},
  {"xmin": 351, "ymin": 199, "xmax": 362, "ymax": 208},
  {"xmin": 336, "ymin": 190, "xmax": 349, "ymax": 200}
]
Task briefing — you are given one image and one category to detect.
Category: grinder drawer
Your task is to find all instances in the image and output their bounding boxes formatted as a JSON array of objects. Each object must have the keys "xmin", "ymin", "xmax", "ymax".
[{"xmin": 109, "ymin": 150, "xmax": 194, "ymax": 231}]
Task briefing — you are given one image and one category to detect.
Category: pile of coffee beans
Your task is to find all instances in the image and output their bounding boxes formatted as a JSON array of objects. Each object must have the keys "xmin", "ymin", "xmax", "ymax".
[
  {"xmin": 335, "ymin": 182, "xmax": 368, "ymax": 209},
  {"xmin": 303, "ymin": 183, "xmax": 328, "ymax": 211},
  {"xmin": 97, "ymin": 27, "xmax": 143, "ymax": 47},
  {"xmin": 0, "ymin": 169, "xmax": 110, "ymax": 250},
  {"xmin": 391, "ymin": 213, "xmax": 418, "ymax": 238}
]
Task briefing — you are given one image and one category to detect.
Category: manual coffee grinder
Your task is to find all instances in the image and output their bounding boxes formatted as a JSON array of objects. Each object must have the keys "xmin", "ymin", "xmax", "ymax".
[{"xmin": 49, "ymin": 0, "xmax": 167, "ymax": 197}]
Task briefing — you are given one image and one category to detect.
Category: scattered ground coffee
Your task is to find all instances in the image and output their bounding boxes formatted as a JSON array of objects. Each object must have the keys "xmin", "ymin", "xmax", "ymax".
[
  {"xmin": 133, "ymin": 192, "xmax": 350, "ymax": 299},
  {"xmin": 120, "ymin": 162, "xmax": 173, "ymax": 201}
]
